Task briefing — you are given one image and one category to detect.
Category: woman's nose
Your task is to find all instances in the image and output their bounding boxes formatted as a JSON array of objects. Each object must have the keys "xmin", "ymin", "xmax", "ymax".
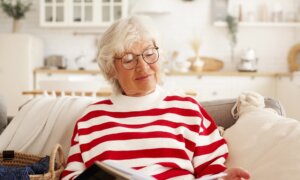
[{"xmin": 135, "ymin": 56, "xmax": 149, "ymax": 71}]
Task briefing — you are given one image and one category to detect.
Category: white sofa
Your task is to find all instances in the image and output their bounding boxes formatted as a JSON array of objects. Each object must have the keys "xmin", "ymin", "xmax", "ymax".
[{"xmin": 1, "ymin": 94, "xmax": 299, "ymax": 180}]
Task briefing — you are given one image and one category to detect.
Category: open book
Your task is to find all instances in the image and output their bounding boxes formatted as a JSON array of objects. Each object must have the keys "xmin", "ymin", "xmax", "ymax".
[
  {"xmin": 75, "ymin": 161, "xmax": 227, "ymax": 180},
  {"xmin": 75, "ymin": 161, "xmax": 154, "ymax": 180}
]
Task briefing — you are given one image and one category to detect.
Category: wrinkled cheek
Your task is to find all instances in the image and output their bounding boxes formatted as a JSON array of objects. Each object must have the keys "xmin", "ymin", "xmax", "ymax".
[{"xmin": 155, "ymin": 72, "xmax": 160, "ymax": 84}]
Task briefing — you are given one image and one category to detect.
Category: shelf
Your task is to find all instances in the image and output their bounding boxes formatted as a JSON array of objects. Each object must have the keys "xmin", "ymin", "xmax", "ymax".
[
  {"xmin": 22, "ymin": 89, "xmax": 112, "ymax": 97},
  {"xmin": 214, "ymin": 21, "xmax": 300, "ymax": 27},
  {"xmin": 34, "ymin": 68, "xmax": 291, "ymax": 77},
  {"xmin": 166, "ymin": 71, "xmax": 290, "ymax": 77},
  {"xmin": 34, "ymin": 68, "xmax": 100, "ymax": 75},
  {"xmin": 39, "ymin": 22, "xmax": 112, "ymax": 28}
]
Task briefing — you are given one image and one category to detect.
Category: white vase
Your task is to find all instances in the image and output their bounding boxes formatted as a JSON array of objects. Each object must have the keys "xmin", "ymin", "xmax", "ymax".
[
  {"xmin": 190, "ymin": 56, "xmax": 205, "ymax": 72},
  {"xmin": 12, "ymin": 19, "xmax": 21, "ymax": 33}
]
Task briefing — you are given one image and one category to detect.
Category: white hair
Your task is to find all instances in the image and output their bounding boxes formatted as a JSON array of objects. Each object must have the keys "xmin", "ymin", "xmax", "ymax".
[{"xmin": 97, "ymin": 15, "xmax": 161, "ymax": 94}]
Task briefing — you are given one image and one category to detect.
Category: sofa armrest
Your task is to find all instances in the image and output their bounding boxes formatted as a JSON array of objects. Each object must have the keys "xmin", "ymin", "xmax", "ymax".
[
  {"xmin": 201, "ymin": 97, "xmax": 285, "ymax": 129},
  {"xmin": 0, "ymin": 96, "xmax": 7, "ymax": 134}
]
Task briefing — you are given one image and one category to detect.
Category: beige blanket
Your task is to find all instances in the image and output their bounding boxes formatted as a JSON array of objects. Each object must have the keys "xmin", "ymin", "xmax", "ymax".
[{"xmin": 0, "ymin": 96, "xmax": 97, "ymax": 156}]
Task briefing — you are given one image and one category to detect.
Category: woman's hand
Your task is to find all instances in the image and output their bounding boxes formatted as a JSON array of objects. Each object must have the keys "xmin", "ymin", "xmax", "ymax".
[{"xmin": 218, "ymin": 167, "xmax": 250, "ymax": 180}]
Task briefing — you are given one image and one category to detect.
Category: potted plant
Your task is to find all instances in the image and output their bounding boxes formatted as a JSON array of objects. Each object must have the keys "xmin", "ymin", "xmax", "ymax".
[
  {"xmin": 225, "ymin": 15, "xmax": 239, "ymax": 63},
  {"xmin": 0, "ymin": 0, "xmax": 32, "ymax": 33}
]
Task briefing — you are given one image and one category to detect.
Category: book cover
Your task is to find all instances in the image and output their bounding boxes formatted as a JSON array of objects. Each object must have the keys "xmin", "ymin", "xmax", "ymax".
[{"xmin": 75, "ymin": 161, "xmax": 154, "ymax": 180}]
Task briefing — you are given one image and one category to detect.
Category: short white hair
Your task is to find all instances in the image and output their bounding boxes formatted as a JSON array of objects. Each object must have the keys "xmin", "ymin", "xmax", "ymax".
[{"xmin": 97, "ymin": 15, "xmax": 161, "ymax": 94}]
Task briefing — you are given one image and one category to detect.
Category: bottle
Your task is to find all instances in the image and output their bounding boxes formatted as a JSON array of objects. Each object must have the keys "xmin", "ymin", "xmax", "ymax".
[
  {"xmin": 272, "ymin": 2, "xmax": 283, "ymax": 22},
  {"xmin": 259, "ymin": 4, "xmax": 269, "ymax": 22},
  {"xmin": 238, "ymin": 4, "xmax": 243, "ymax": 22}
]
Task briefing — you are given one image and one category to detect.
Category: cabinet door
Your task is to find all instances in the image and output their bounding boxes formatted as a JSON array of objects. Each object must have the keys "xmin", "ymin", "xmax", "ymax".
[
  {"xmin": 71, "ymin": 0, "xmax": 94, "ymax": 24},
  {"xmin": 231, "ymin": 76, "xmax": 277, "ymax": 98},
  {"xmin": 162, "ymin": 76, "xmax": 235, "ymax": 101},
  {"xmin": 40, "ymin": 0, "xmax": 128, "ymax": 27},
  {"xmin": 163, "ymin": 76, "xmax": 277, "ymax": 102},
  {"xmin": 40, "ymin": 0, "xmax": 68, "ymax": 26},
  {"xmin": 35, "ymin": 73, "xmax": 111, "ymax": 92}
]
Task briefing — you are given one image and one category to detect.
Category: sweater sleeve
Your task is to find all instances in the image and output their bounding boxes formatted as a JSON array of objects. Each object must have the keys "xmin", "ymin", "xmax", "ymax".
[
  {"xmin": 61, "ymin": 123, "xmax": 86, "ymax": 180},
  {"xmin": 193, "ymin": 104, "xmax": 228, "ymax": 178}
]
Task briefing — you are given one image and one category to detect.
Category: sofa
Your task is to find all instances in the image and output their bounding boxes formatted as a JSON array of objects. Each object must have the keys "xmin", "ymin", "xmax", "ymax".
[
  {"xmin": 0, "ymin": 93, "xmax": 299, "ymax": 180},
  {"xmin": 0, "ymin": 95, "xmax": 284, "ymax": 135}
]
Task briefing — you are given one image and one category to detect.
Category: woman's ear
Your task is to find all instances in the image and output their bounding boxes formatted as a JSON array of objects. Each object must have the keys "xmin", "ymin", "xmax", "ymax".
[{"xmin": 113, "ymin": 71, "xmax": 118, "ymax": 79}]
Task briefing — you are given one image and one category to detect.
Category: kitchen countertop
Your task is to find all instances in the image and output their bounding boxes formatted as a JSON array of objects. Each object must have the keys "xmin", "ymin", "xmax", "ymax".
[{"xmin": 34, "ymin": 68, "xmax": 292, "ymax": 77}]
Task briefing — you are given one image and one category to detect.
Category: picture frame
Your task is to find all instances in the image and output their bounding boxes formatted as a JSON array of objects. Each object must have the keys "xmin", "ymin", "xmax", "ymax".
[
  {"xmin": 288, "ymin": 44, "xmax": 300, "ymax": 72},
  {"xmin": 211, "ymin": 0, "xmax": 229, "ymax": 23}
]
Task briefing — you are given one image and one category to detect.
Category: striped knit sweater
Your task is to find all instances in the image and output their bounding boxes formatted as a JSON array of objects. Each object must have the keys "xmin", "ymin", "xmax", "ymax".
[{"xmin": 61, "ymin": 86, "xmax": 228, "ymax": 180}]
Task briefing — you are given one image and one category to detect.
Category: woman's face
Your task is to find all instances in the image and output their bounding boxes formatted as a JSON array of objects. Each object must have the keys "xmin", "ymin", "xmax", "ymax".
[{"xmin": 114, "ymin": 41, "xmax": 160, "ymax": 96}]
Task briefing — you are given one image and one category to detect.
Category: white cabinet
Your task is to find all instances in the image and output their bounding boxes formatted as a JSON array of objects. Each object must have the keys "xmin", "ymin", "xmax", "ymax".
[
  {"xmin": 162, "ymin": 75, "xmax": 277, "ymax": 102},
  {"xmin": 40, "ymin": 0, "xmax": 128, "ymax": 27},
  {"xmin": 34, "ymin": 69, "xmax": 110, "ymax": 92},
  {"xmin": 276, "ymin": 77, "xmax": 300, "ymax": 120}
]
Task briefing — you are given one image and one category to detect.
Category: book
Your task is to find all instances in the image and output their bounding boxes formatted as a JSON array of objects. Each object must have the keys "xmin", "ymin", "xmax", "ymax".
[
  {"xmin": 75, "ymin": 160, "xmax": 227, "ymax": 180},
  {"xmin": 75, "ymin": 161, "xmax": 155, "ymax": 180}
]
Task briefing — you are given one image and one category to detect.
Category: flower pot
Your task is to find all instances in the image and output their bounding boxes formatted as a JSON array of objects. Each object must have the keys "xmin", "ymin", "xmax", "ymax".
[{"xmin": 12, "ymin": 19, "xmax": 21, "ymax": 33}]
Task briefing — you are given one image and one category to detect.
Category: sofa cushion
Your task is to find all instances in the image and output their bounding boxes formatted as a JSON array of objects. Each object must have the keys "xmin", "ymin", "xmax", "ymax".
[
  {"xmin": 200, "ymin": 97, "xmax": 285, "ymax": 129},
  {"xmin": 223, "ymin": 98, "xmax": 300, "ymax": 179}
]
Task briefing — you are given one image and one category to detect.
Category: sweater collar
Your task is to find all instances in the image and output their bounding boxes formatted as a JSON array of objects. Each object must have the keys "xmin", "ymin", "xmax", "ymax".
[{"xmin": 110, "ymin": 85, "xmax": 166, "ymax": 111}]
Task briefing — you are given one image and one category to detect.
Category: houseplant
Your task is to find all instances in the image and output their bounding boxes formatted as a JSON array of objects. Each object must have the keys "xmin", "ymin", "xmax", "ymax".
[
  {"xmin": 225, "ymin": 15, "xmax": 239, "ymax": 63},
  {"xmin": 0, "ymin": 0, "xmax": 32, "ymax": 33}
]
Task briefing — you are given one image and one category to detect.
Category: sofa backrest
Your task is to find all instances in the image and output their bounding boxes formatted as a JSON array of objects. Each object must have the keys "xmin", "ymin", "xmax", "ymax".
[{"xmin": 201, "ymin": 97, "xmax": 286, "ymax": 129}]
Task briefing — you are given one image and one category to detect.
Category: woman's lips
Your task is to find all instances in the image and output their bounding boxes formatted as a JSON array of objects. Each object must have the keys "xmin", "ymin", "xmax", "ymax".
[{"xmin": 135, "ymin": 74, "xmax": 151, "ymax": 80}]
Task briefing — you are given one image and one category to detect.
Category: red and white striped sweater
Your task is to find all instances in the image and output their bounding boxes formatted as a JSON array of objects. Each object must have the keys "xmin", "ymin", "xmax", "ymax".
[{"xmin": 61, "ymin": 87, "xmax": 228, "ymax": 180}]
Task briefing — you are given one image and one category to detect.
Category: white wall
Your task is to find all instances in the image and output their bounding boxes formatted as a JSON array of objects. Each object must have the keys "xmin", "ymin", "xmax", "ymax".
[{"xmin": 0, "ymin": 0, "xmax": 299, "ymax": 72}]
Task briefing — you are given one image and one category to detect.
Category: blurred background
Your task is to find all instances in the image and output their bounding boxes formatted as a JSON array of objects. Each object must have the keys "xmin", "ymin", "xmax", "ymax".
[{"xmin": 0, "ymin": 0, "xmax": 300, "ymax": 119}]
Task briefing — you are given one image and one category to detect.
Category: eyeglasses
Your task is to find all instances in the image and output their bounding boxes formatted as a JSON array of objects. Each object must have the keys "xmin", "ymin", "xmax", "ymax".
[{"xmin": 115, "ymin": 47, "xmax": 159, "ymax": 70}]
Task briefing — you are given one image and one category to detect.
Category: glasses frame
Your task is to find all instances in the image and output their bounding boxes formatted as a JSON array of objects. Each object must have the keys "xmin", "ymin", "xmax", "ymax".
[{"xmin": 115, "ymin": 47, "xmax": 159, "ymax": 70}]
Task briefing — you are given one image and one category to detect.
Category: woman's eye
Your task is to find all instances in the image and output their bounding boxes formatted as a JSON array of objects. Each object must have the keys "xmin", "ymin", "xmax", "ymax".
[
  {"xmin": 144, "ymin": 50, "xmax": 154, "ymax": 57},
  {"xmin": 123, "ymin": 54, "xmax": 135, "ymax": 63}
]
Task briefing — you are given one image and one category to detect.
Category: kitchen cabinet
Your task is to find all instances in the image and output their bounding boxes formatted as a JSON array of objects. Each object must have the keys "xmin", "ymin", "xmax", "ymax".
[
  {"xmin": 34, "ymin": 70, "xmax": 110, "ymax": 92},
  {"xmin": 30, "ymin": 68, "xmax": 300, "ymax": 120},
  {"xmin": 276, "ymin": 76, "xmax": 300, "ymax": 120},
  {"xmin": 32, "ymin": 69, "xmax": 296, "ymax": 112},
  {"xmin": 163, "ymin": 75, "xmax": 277, "ymax": 101},
  {"xmin": 32, "ymin": 69, "xmax": 286, "ymax": 100},
  {"xmin": 32, "ymin": 70, "xmax": 284, "ymax": 98},
  {"xmin": 40, "ymin": 0, "xmax": 128, "ymax": 27}
]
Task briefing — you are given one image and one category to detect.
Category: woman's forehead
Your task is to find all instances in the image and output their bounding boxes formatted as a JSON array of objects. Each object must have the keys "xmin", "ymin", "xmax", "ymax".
[
  {"xmin": 116, "ymin": 40, "xmax": 155, "ymax": 55},
  {"xmin": 127, "ymin": 41, "xmax": 154, "ymax": 50}
]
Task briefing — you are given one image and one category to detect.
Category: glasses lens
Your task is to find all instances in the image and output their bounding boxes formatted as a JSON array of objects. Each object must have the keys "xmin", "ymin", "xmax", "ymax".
[
  {"xmin": 143, "ymin": 48, "xmax": 159, "ymax": 64},
  {"xmin": 122, "ymin": 54, "xmax": 136, "ymax": 69},
  {"xmin": 120, "ymin": 47, "xmax": 159, "ymax": 70}
]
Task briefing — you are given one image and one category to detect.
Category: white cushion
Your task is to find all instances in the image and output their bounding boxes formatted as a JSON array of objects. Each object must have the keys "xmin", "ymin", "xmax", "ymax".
[{"xmin": 223, "ymin": 108, "xmax": 300, "ymax": 180}]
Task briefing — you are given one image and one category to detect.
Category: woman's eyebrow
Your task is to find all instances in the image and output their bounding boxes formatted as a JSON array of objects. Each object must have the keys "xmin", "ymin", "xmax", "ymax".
[{"xmin": 134, "ymin": 45, "xmax": 155, "ymax": 53}]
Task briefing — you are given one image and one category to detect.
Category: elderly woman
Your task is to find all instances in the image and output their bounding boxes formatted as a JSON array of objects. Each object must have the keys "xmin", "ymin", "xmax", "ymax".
[{"xmin": 61, "ymin": 16, "xmax": 250, "ymax": 180}]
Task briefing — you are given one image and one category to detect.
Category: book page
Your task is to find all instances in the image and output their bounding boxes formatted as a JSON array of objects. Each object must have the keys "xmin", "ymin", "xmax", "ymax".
[{"xmin": 101, "ymin": 161, "xmax": 155, "ymax": 180}]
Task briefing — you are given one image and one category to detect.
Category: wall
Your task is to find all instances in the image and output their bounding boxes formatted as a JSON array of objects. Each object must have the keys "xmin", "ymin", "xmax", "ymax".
[{"xmin": 0, "ymin": 0, "xmax": 299, "ymax": 72}]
